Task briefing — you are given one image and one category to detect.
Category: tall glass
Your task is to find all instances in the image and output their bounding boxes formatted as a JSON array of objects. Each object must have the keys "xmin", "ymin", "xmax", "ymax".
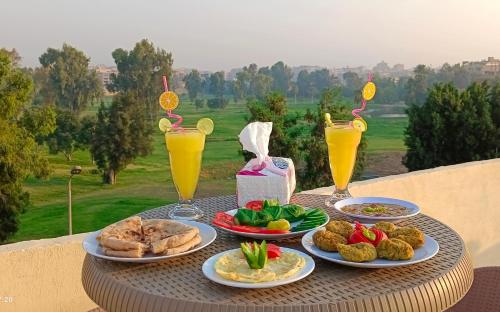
[
  {"xmin": 165, "ymin": 128, "xmax": 205, "ymax": 220},
  {"xmin": 324, "ymin": 120, "xmax": 362, "ymax": 207}
]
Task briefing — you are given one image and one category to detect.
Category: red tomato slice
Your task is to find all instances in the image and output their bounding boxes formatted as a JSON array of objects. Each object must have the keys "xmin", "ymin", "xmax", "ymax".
[
  {"xmin": 214, "ymin": 212, "xmax": 234, "ymax": 223},
  {"xmin": 267, "ymin": 243, "xmax": 281, "ymax": 259},
  {"xmin": 245, "ymin": 200, "xmax": 264, "ymax": 211}
]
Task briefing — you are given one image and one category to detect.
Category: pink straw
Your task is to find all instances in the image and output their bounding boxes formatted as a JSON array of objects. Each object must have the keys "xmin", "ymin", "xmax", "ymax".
[
  {"xmin": 351, "ymin": 73, "xmax": 373, "ymax": 119},
  {"xmin": 162, "ymin": 75, "xmax": 183, "ymax": 128}
]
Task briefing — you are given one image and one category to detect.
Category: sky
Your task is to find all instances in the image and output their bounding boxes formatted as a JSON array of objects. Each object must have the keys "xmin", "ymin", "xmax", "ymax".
[{"xmin": 2, "ymin": 0, "xmax": 500, "ymax": 71}]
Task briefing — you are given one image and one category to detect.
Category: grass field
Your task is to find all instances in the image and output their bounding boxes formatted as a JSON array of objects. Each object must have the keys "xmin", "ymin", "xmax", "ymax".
[{"xmin": 9, "ymin": 99, "xmax": 408, "ymax": 243}]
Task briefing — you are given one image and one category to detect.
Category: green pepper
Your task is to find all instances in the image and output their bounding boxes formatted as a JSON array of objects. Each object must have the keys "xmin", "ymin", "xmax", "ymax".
[{"xmin": 240, "ymin": 241, "xmax": 268, "ymax": 269}]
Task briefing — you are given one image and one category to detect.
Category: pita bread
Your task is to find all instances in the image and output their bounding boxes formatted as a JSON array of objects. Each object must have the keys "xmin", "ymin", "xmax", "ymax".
[
  {"xmin": 102, "ymin": 247, "xmax": 145, "ymax": 258},
  {"xmin": 163, "ymin": 234, "xmax": 202, "ymax": 256},
  {"xmin": 97, "ymin": 216, "xmax": 144, "ymax": 251},
  {"xmin": 144, "ymin": 220, "xmax": 200, "ymax": 254},
  {"xmin": 96, "ymin": 217, "xmax": 202, "ymax": 258}
]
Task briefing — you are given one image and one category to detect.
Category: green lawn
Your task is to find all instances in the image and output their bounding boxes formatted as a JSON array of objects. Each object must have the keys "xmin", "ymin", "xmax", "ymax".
[{"xmin": 9, "ymin": 99, "xmax": 408, "ymax": 243}]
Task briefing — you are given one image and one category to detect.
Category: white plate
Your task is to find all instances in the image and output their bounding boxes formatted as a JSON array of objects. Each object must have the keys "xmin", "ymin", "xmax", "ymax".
[
  {"xmin": 83, "ymin": 220, "xmax": 217, "ymax": 263},
  {"xmin": 202, "ymin": 247, "xmax": 315, "ymax": 288},
  {"xmin": 301, "ymin": 226, "xmax": 439, "ymax": 268},
  {"xmin": 334, "ymin": 197, "xmax": 421, "ymax": 222},
  {"xmin": 214, "ymin": 208, "xmax": 330, "ymax": 240}
]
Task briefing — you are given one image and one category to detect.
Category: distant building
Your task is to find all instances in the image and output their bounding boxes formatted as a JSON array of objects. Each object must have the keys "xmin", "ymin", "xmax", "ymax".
[
  {"xmin": 483, "ymin": 57, "xmax": 500, "ymax": 75},
  {"xmin": 93, "ymin": 65, "xmax": 118, "ymax": 95},
  {"xmin": 462, "ymin": 56, "xmax": 500, "ymax": 75}
]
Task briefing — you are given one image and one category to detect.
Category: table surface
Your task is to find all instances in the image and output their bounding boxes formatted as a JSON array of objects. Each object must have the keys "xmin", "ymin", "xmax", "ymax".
[{"xmin": 82, "ymin": 194, "xmax": 474, "ymax": 312}]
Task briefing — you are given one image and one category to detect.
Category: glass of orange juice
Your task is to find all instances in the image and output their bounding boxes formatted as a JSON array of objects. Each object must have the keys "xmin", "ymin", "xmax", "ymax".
[
  {"xmin": 165, "ymin": 128, "xmax": 206, "ymax": 220},
  {"xmin": 324, "ymin": 120, "xmax": 362, "ymax": 207}
]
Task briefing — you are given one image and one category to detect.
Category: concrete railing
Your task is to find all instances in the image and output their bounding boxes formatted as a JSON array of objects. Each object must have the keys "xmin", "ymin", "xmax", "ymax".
[{"xmin": 0, "ymin": 158, "xmax": 499, "ymax": 311}]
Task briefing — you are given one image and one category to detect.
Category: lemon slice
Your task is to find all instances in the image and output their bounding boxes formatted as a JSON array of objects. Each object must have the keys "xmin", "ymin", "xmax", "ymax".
[
  {"xmin": 158, "ymin": 118, "xmax": 172, "ymax": 133},
  {"xmin": 196, "ymin": 118, "xmax": 214, "ymax": 135},
  {"xmin": 324, "ymin": 113, "xmax": 333, "ymax": 127},
  {"xmin": 159, "ymin": 91, "xmax": 179, "ymax": 111},
  {"xmin": 352, "ymin": 118, "xmax": 367, "ymax": 132},
  {"xmin": 362, "ymin": 82, "xmax": 376, "ymax": 101}
]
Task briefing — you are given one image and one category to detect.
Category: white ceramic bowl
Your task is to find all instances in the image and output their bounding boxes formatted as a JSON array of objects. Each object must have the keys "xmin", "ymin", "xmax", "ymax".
[{"xmin": 333, "ymin": 197, "xmax": 421, "ymax": 222}]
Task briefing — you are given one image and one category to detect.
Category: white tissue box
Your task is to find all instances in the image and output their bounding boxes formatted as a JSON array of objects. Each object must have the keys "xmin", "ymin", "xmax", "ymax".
[{"xmin": 236, "ymin": 157, "xmax": 296, "ymax": 207}]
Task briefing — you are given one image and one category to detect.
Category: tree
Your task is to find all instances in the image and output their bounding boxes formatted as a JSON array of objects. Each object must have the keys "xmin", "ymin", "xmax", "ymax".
[
  {"xmin": 39, "ymin": 43, "xmax": 103, "ymax": 113},
  {"xmin": 209, "ymin": 71, "xmax": 225, "ymax": 99},
  {"xmin": 91, "ymin": 92, "xmax": 154, "ymax": 184},
  {"xmin": 0, "ymin": 48, "xmax": 21, "ymax": 66},
  {"xmin": 245, "ymin": 93, "xmax": 300, "ymax": 162},
  {"xmin": 404, "ymin": 82, "xmax": 498, "ymax": 171},
  {"xmin": 270, "ymin": 61, "xmax": 292, "ymax": 95},
  {"xmin": 194, "ymin": 98, "xmax": 205, "ymax": 110},
  {"xmin": 183, "ymin": 69, "xmax": 202, "ymax": 101},
  {"xmin": 0, "ymin": 51, "xmax": 52, "ymax": 242},
  {"xmin": 46, "ymin": 109, "xmax": 82, "ymax": 161},
  {"xmin": 19, "ymin": 104, "xmax": 57, "ymax": 143},
  {"xmin": 299, "ymin": 88, "xmax": 367, "ymax": 190},
  {"xmin": 297, "ymin": 70, "xmax": 312, "ymax": 98},
  {"xmin": 342, "ymin": 72, "xmax": 363, "ymax": 98},
  {"xmin": 109, "ymin": 39, "xmax": 173, "ymax": 121},
  {"xmin": 404, "ymin": 65, "xmax": 435, "ymax": 106}
]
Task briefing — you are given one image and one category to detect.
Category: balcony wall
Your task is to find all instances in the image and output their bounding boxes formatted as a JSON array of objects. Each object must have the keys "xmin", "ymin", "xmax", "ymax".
[{"xmin": 0, "ymin": 158, "xmax": 499, "ymax": 312}]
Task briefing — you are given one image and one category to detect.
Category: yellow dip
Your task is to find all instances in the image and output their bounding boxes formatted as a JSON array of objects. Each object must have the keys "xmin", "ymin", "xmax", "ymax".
[{"xmin": 214, "ymin": 250, "xmax": 305, "ymax": 283}]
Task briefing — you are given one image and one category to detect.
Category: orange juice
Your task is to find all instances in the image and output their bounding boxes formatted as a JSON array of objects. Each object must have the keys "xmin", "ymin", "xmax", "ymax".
[
  {"xmin": 325, "ymin": 123, "xmax": 362, "ymax": 190},
  {"xmin": 165, "ymin": 129, "xmax": 205, "ymax": 200}
]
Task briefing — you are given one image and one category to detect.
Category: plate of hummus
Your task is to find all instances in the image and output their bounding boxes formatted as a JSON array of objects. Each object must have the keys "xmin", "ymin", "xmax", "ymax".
[{"xmin": 202, "ymin": 244, "xmax": 315, "ymax": 288}]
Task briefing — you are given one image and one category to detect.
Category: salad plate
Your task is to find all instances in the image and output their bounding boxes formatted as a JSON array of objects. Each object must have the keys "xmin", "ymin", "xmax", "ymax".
[
  {"xmin": 202, "ymin": 247, "xmax": 315, "ymax": 288},
  {"xmin": 301, "ymin": 226, "xmax": 439, "ymax": 268},
  {"xmin": 212, "ymin": 201, "xmax": 329, "ymax": 240}
]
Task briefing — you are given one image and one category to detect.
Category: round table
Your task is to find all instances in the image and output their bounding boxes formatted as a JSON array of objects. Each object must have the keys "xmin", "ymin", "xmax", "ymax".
[{"xmin": 82, "ymin": 194, "xmax": 474, "ymax": 312}]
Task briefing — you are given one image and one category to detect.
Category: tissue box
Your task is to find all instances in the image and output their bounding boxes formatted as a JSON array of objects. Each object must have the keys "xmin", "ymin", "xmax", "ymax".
[{"xmin": 236, "ymin": 157, "xmax": 296, "ymax": 207}]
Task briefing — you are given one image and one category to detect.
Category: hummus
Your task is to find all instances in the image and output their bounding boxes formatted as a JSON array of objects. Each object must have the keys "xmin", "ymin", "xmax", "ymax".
[{"xmin": 215, "ymin": 250, "xmax": 305, "ymax": 283}]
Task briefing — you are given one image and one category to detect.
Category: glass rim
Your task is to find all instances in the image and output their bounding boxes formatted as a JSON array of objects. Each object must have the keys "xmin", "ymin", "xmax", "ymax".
[
  {"xmin": 165, "ymin": 127, "xmax": 201, "ymax": 132},
  {"xmin": 326, "ymin": 120, "xmax": 354, "ymax": 128}
]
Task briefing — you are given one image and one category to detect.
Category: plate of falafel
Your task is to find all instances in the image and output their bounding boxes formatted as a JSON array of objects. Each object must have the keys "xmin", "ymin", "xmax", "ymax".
[{"xmin": 301, "ymin": 220, "xmax": 439, "ymax": 268}]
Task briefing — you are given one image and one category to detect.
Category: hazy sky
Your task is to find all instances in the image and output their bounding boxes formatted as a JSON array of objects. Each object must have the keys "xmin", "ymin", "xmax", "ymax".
[{"xmin": 2, "ymin": 0, "xmax": 500, "ymax": 71}]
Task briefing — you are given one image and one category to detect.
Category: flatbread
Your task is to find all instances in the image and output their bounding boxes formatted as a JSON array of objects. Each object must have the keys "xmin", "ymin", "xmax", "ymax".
[
  {"xmin": 144, "ymin": 220, "xmax": 200, "ymax": 254},
  {"xmin": 102, "ymin": 247, "xmax": 145, "ymax": 258},
  {"xmin": 95, "ymin": 217, "xmax": 202, "ymax": 258},
  {"xmin": 163, "ymin": 234, "xmax": 201, "ymax": 256}
]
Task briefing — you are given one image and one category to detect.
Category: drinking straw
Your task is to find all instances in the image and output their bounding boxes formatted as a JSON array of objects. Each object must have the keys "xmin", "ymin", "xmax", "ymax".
[
  {"xmin": 351, "ymin": 73, "xmax": 373, "ymax": 119},
  {"xmin": 162, "ymin": 75, "xmax": 184, "ymax": 128}
]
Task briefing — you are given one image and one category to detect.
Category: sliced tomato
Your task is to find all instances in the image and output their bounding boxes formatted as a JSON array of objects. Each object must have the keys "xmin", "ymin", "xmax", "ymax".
[
  {"xmin": 267, "ymin": 243, "xmax": 281, "ymax": 259},
  {"xmin": 245, "ymin": 200, "xmax": 264, "ymax": 211},
  {"xmin": 212, "ymin": 219, "xmax": 232, "ymax": 229},
  {"xmin": 214, "ymin": 212, "xmax": 234, "ymax": 223}
]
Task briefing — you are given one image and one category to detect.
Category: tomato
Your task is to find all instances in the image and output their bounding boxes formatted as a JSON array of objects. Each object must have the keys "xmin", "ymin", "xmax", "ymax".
[
  {"xmin": 230, "ymin": 225, "xmax": 289, "ymax": 234},
  {"xmin": 245, "ymin": 200, "xmax": 264, "ymax": 211},
  {"xmin": 214, "ymin": 212, "xmax": 234, "ymax": 223},
  {"xmin": 267, "ymin": 243, "xmax": 281, "ymax": 259},
  {"xmin": 348, "ymin": 221, "xmax": 387, "ymax": 247}
]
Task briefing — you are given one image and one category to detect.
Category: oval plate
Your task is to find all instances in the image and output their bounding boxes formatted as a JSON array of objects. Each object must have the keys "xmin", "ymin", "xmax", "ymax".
[
  {"xmin": 334, "ymin": 197, "xmax": 421, "ymax": 222},
  {"xmin": 83, "ymin": 220, "xmax": 217, "ymax": 263},
  {"xmin": 214, "ymin": 208, "xmax": 329, "ymax": 240},
  {"xmin": 202, "ymin": 247, "xmax": 315, "ymax": 288},
  {"xmin": 302, "ymin": 226, "xmax": 439, "ymax": 268}
]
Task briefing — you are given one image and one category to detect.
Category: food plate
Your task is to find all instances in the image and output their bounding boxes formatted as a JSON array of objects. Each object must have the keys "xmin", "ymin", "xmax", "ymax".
[
  {"xmin": 334, "ymin": 197, "xmax": 421, "ymax": 222},
  {"xmin": 301, "ymin": 226, "xmax": 439, "ymax": 268},
  {"xmin": 216, "ymin": 208, "xmax": 330, "ymax": 240},
  {"xmin": 83, "ymin": 220, "xmax": 217, "ymax": 263},
  {"xmin": 202, "ymin": 247, "xmax": 315, "ymax": 288}
]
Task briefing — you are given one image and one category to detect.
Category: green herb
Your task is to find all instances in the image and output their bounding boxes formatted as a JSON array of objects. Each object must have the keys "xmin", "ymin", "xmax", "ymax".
[
  {"xmin": 263, "ymin": 199, "xmax": 280, "ymax": 210},
  {"xmin": 281, "ymin": 204, "xmax": 306, "ymax": 222},
  {"xmin": 292, "ymin": 208, "xmax": 328, "ymax": 232},
  {"xmin": 362, "ymin": 227, "xmax": 376, "ymax": 240},
  {"xmin": 234, "ymin": 209, "xmax": 273, "ymax": 226},
  {"xmin": 261, "ymin": 206, "xmax": 283, "ymax": 220},
  {"xmin": 240, "ymin": 241, "xmax": 268, "ymax": 269}
]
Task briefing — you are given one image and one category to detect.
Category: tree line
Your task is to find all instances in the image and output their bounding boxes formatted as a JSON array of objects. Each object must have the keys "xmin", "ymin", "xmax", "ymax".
[{"xmin": 1, "ymin": 41, "xmax": 499, "ymax": 242}]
